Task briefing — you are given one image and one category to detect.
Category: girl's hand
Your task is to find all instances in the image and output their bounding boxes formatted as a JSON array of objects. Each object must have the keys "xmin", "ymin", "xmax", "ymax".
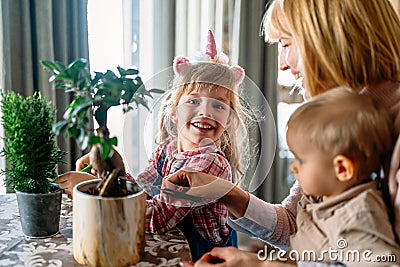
[
  {"xmin": 76, "ymin": 153, "xmax": 97, "ymax": 176},
  {"xmin": 57, "ymin": 172, "xmax": 96, "ymax": 199},
  {"xmin": 76, "ymin": 153, "xmax": 91, "ymax": 171}
]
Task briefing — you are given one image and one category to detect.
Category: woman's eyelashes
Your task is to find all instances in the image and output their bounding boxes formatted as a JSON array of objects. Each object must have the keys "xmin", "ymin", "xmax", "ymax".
[{"xmin": 279, "ymin": 40, "xmax": 290, "ymax": 48}]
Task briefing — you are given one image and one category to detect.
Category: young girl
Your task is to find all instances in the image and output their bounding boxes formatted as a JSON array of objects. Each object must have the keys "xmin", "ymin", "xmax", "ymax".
[{"xmin": 132, "ymin": 30, "xmax": 250, "ymax": 261}]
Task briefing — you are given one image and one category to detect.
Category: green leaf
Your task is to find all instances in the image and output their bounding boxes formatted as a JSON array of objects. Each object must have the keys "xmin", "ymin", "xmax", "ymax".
[
  {"xmin": 52, "ymin": 120, "xmax": 69, "ymax": 135},
  {"xmin": 94, "ymin": 107, "xmax": 107, "ymax": 127},
  {"xmin": 103, "ymin": 97, "xmax": 120, "ymax": 107},
  {"xmin": 117, "ymin": 66, "xmax": 126, "ymax": 76},
  {"xmin": 139, "ymin": 88, "xmax": 152, "ymax": 97},
  {"xmin": 68, "ymin": 125, "xmax": 80, "ymax": 138},
  {"xmin": 121, "ymin": 87, "xmax": 134, "ymax": 103},
  {"xmin": 63, "ymin": 98, "xmax": 83, "ymax": 120},
  {"xmin": 79, "ymin": 135, "xmax": 89, "ymax": 151},
  {"xmin": 53, "ymin": 71, "xmax": 74, "ymax": 82},
  {"xmin": 40, "ymin": 60, "xmax": 65, "ymax": 74},
  {"xmin": 89, "ymin": 135, "xmax": 102, "ymax": 145},
  {"xmin": 149, "ymin": 88, "xmax": 165, "ymax": 94},
  {"xmin": 133, "ymin": 95, "xmax": 150, "ymax": 110},
  {"xmin": 124, "ymin": 68, "xmax": 139, "ymax": 76},
  {"xmin": 100, "ymin": 143, "xmax": 110, "ymax": 160},
  {"xmin": 76, "ymin": 128, "xmax": 89, "ymax": 151},
  {"xmin": 67, "ymin": 58, "xmax": 88, "ymax": 70},
  {"xmin": 108, "ymin": 137, "xmax": 118, "ymax": 147},
  {"xmin": 71, "ymin": 99, "xmax": 92, "ymax": 117},
  {"xmin": 103, "ymin": 70, "xmax": 118, "ymax": 80}
]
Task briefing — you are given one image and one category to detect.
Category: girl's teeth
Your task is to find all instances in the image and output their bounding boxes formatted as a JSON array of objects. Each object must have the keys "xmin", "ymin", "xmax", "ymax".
[{"xmin": 193, "ymin": 122, "xmax": 212, "ymax": 129}]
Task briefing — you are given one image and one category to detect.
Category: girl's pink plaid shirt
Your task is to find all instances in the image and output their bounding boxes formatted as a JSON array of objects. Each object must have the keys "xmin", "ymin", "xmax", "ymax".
[{"xmin": 131, "ymin": 139, "xmax": 232, "ymax": 244}]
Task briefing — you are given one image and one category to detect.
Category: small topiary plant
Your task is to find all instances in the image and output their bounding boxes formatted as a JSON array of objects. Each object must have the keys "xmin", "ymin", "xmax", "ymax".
[
  {"xmin": 0, "ymin": 91, "xmax": 66, "ymax": 194},
  {"xmin": 41, "ymin": 58, "xmax": 162, "ymax": 197}
]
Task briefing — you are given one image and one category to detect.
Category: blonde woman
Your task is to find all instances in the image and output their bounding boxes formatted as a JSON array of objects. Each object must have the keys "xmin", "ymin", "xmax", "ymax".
[{"xmin": 170, "ymin": 0, "xmax": 400, "ymax": 266}]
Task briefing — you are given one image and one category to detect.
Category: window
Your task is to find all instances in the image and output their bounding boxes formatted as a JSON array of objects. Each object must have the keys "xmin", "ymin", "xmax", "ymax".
[
  {"xmin": 88, "ymin": 0, "xmax": 145, "ymax": 176},
  {"xmin": 88, "ymin": 0, "xmax": 238, "ymax": 176}
]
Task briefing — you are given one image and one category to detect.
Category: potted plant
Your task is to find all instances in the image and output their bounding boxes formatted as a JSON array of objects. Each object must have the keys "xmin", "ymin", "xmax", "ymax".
[
  {"xmin": 41, "ymin": 58, "xmax": 162, "ymax": 266},
  {"xmin": 0, "ymin": 91, "xmax": 66, "ymax": 238}
]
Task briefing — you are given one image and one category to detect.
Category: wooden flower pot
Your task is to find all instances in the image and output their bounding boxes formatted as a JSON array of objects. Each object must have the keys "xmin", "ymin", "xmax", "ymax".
[{"xmin": 73, "ymin": 179, "xmax": 146, "ymax": 267}]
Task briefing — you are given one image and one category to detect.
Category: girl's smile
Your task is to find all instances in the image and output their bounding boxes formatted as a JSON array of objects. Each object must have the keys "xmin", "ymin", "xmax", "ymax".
[
  {"xmin": 175, "ymin": 88, "xmax": 231, "ymax": 152},
  {"xmin": 191, "ymin": 119, "xmax": 216, "ymax": 133}
]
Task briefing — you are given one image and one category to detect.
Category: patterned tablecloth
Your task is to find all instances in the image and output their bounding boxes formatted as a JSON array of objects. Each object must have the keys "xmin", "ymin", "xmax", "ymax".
[{"xmin": 0, "ymin": 194, "xmax": 192, "ymax": 267}]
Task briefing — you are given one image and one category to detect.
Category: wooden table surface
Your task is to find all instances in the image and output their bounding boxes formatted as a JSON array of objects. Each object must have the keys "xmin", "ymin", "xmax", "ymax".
[{"xmin": 0, "ymin": 194, "xmax": 192, "ymax": 267}]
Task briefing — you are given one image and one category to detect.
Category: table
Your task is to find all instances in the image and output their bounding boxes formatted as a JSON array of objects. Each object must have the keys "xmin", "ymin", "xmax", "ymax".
[{"xmin": 0, "ymin": 194, "xmax": 192, "ymax": 267}]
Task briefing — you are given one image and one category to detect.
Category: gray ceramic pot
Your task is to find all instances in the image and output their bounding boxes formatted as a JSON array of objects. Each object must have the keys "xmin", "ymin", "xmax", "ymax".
[{"xmin": 16, "ymin": 189, "xmax": 62, "ymax": 238}]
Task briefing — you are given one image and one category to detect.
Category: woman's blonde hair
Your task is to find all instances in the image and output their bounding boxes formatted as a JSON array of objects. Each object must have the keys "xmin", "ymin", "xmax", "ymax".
[
  {"xmin": 158, "ymin": 62, "xmax": 251, "ymax": 180},
  {"xmin": 263, "ymin": 0, "xmax": 400, "ymax": 97},
  {"xmin": 287, "ymin": 87, "xmax": 394, "ymax": 179}
]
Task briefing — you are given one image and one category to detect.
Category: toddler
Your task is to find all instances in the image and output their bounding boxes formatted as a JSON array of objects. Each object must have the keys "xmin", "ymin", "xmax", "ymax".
[{"xmin": 285, "ymin": 87, "xmax": 400, "ymax": 266}]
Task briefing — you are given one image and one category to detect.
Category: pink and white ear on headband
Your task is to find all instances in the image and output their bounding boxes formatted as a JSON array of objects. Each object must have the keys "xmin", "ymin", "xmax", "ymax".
[
  {"xmin": 173, "ymin": 56, "xmax": 191, "ymax": 75},
  {"xmin": 230, "ymin": 65, "xmax": 245, "ymax": 85}
]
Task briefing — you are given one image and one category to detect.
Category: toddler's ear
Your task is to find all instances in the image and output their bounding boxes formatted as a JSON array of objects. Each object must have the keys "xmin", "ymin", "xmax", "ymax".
[
  {"xmin": 333, "ymin": 155, "xmax": 354, "ymax": 182},
  {"xmin": 173, "ymin": 56, "xmax": 191, "ymax": 75},
  {"xmin": 230, "ymin": 65, "xmax": 245, "ymax": 85}
]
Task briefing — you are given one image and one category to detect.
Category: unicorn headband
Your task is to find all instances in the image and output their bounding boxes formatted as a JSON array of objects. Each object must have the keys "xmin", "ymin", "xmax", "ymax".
[{"xmin": 173, "ymin": 30, "xmax": 245, "ymax": 86}]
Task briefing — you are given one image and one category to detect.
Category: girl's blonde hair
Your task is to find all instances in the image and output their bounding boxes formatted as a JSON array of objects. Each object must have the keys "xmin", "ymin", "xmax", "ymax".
[
  {"xmin": 158, "ymin": 62, "xmax": 251, "ymax": 181},
  {"xmin": 262, "ymin": 0, "xmax": 400, "ymax": 97},
  {"xmin": 287, "ymin": 87, "xmax": 394, "ymax": 179}
]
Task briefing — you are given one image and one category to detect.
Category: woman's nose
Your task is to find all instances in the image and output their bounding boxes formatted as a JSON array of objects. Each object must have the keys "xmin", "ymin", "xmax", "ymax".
[{"xmin": 279, "ymin": 50, "xmax": 290, "ymax": 71}]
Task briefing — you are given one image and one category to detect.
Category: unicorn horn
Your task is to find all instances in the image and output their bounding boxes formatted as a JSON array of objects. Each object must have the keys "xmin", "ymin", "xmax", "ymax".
[{"xmin": 205, "ymin": 30, "xmax": 217, "ymax": 59}]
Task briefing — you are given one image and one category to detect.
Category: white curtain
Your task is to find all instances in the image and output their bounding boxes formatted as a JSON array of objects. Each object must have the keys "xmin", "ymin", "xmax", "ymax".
[
  {"xmin": 0, "ymin": 0, "xmax": 89, "ymax": 193},
  {"xmin": 174, "ymin": 0, "xmax": 241, "ymax": 64},
  {"xmin": 121, "ymin": 0, "xmax": 281, "ymax": 202},
  {"xmin": 122, "ymin": 0, "xmax": 247, "ymax": 176},
  {"xmin": 141, "ymin": 0, "xmax": 242, "ymax": 73}
]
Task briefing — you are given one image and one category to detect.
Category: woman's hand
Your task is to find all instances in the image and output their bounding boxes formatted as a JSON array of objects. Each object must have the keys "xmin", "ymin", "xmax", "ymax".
[
  {"xmin": 166, "ymin": 169, "xmax": 217, "ymax": 187},
  {"xmin": 180, "ymin": 247, "xmax": 296, "ymax": 267},
  {"xmin": 166, "ymin": 169, "xmax": 250, "ymax": 218},
  {"xmin": 57, "ymin": 172, "xmax": 96, "ymax": 199},
  {"xmin": 180, "ymin": 247, "xmax": 295, "ymax": 267},
  {"xmin": 165, "ymin": 169, "xmax": 234, "ymax": 199}
]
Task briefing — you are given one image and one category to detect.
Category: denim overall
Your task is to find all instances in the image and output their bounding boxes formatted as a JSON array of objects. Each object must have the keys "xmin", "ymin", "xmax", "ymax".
[{"xmin": 155, "ymin": 151, "xmax": 238, "ymax": 261}]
